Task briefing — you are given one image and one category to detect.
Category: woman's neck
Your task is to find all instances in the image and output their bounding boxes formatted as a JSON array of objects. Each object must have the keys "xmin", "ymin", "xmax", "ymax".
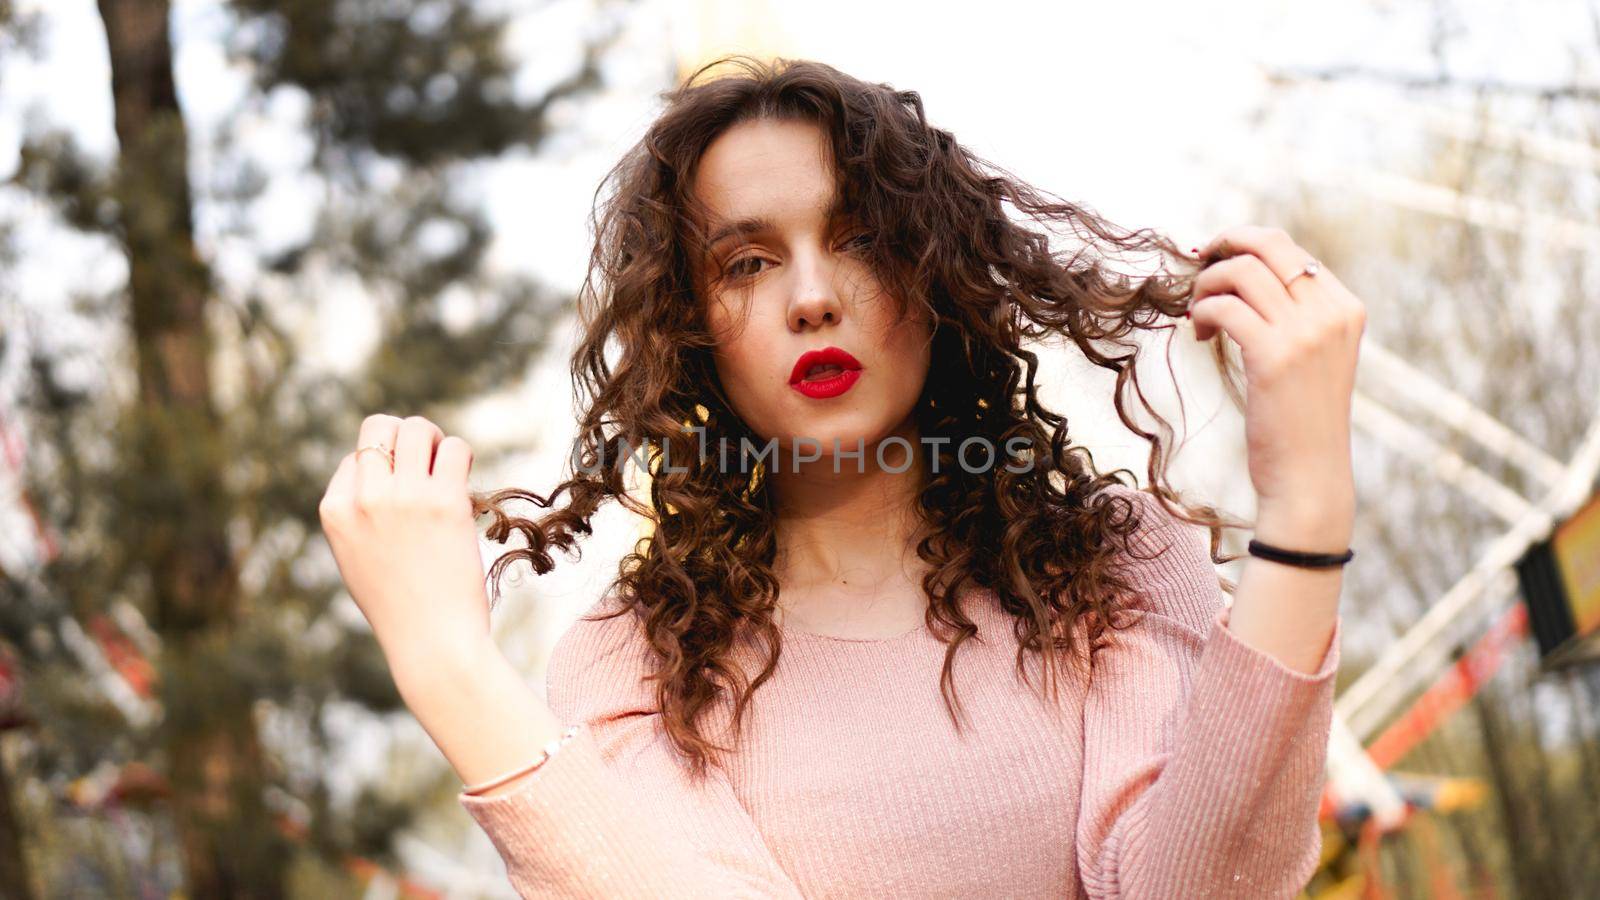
[{"xmin": 767, "ymin": 421, "xmax": 934, "ymax": 631}]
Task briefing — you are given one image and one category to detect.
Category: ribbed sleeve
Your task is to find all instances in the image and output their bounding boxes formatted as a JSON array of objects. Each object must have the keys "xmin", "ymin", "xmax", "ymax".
[
  {"xmin": 1075, "ymin": 487, "xmax": 1340, "ymax": 899},
  {"xmin": 457, "ymin": 596, "xmax": 806, "ymax": 899}
]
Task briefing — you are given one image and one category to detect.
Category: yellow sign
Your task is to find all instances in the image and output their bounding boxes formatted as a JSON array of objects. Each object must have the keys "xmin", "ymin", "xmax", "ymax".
[{"xmin": 1553, "ymin": 492, "xmax": 1600, "ymax": 637}]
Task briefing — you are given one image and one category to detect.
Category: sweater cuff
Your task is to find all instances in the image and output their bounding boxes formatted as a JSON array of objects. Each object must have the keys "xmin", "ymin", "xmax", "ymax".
[
  {"xmin": 1183, "ymin": 605, "xmax": 1340, "ymax": 762},
  {"xmin": 457, "ymin": 722, "xmax": 603, "ymax": 827},
  {"xmin": 457, "ymin": 723, "xmax": 681, "ymax": 894},
  {"xmin": 1211, "ymin": 604, "xmax": 1341, "ymax": 685}
]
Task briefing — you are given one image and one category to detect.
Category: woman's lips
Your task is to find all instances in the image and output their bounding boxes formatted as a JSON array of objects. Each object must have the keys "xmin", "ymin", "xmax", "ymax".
[
  {"xmin": 790, "ymin": 368, "xmax": 861, "ymax": 399},
  {"xmin": 789, "ymin": 346, "xmax": 863, "ymax": 399}
]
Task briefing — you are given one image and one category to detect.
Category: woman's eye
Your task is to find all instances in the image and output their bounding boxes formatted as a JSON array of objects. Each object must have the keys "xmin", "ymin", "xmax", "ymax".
[
  {"xmin": 726, "ymin": 257, "xmax": 768, "ymax": 278},
  {"xmin": 723, "ymin": 236, "xmax": 869, "ymax": 280},
  {"xmin": 841, "ymin": 231, "xmax": 873, "ymax": 251}
]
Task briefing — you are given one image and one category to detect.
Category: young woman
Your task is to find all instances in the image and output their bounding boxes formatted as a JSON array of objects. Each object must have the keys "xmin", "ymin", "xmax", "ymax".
[{"xmin": 319, "ymin": 56, "xmax": 1363, "ymax": 898}]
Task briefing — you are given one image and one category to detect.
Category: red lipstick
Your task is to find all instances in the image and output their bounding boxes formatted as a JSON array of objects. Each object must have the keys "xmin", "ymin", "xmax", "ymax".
[{"xmin": 789, "ymin": 346, "xmax": 863, "ymax": 399}]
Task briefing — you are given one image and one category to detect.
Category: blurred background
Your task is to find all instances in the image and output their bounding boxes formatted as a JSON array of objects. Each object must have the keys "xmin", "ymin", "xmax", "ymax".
[{"xmin": 2, "ymin": 0, "xmax": 1598, "ymax": 897}]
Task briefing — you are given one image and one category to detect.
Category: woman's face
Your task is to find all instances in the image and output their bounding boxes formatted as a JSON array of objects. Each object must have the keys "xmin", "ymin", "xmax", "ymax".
[{"xmin": 690, "ymin": 117, "xmax": 933, "ymax": 468}]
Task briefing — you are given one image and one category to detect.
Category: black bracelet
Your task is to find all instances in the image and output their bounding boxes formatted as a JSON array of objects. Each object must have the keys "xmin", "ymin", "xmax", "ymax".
[{"xmin": 1247, "ymin": 539, "xmax": 1355, "ymax": 569}]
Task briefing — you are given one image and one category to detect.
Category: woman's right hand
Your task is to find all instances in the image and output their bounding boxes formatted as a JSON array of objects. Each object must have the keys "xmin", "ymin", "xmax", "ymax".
[{"xmin": 318, "ymin": 413, "xmax": 494, "ymax": 672}]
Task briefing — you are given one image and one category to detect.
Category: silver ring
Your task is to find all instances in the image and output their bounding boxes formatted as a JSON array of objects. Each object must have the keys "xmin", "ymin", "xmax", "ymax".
[
  {"xmin": 1283, "ymin": 259, "xmax": 1321, "ymax": 289},
  {"xmin": 356, "ymin": 443, "xmax": 395, "ymax": 470}
]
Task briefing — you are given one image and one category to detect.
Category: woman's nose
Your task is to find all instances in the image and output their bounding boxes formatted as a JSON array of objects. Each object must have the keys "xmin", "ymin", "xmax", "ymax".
[{"xmin": 787, "ymin": 252, "xmax": 844, "ymax": 331}]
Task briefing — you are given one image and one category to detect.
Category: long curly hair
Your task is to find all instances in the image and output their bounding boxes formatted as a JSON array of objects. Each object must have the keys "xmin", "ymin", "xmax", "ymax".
[{"xmin": 471, "ymin": 55, "xmax": 1251, "ymax": 779}]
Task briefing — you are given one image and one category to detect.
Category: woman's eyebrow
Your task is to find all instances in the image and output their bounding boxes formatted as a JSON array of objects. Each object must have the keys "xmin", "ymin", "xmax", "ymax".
[{"xmin": 706, "ymin": 193, "xmax": 848, "ymax": 250}]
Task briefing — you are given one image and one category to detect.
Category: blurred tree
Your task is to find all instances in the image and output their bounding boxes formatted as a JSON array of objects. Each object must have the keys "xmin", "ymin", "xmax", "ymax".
[{"xmin": 2, "ymin": 0, "xmax": 615, "ymax": 894}]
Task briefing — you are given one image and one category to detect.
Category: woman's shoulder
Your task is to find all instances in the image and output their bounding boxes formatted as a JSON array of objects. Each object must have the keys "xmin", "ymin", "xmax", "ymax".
[
  {"xmin": 1089, "ymin": 481, "xmax": 1223, "ymax": 637},
  {"xmin": 544, "ymin": 590, "xmax": 659, "ymax": 722},
  {"xmin": 1089, "ymin": 481, "xmax": 1207, "ymax": 551},
  {"xmin": 553, "ymin": 590, "xmax": 650, "ymax": 659}
]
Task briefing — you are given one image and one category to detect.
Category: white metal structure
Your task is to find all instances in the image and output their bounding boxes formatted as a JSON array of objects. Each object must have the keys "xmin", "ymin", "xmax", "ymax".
[{"xmin": 1321, "ymin": 338, "xmax": 1600, "ymax": 828}]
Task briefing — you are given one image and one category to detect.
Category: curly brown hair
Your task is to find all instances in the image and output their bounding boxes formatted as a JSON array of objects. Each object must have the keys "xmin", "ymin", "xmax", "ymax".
[{"xmin": 470, "ymin": 55, "xmax": 1252, "ymax": 779}]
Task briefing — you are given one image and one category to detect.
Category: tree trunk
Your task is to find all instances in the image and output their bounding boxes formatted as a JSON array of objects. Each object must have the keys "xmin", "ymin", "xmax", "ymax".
[
  {"xmin": 1471, "ymin": 690, "xmax": 1552, "ymax": 900},
  {"xmin": 0, "ymin": 748, "xmax": 34, "ymax": 900},
  {"xmin": 95, "ymin": 1, "xmax": 287, "ymax": 895}
]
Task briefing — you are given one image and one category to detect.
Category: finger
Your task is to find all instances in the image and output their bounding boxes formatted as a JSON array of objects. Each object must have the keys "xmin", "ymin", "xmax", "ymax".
[
  {"xmin": 394, "ymin": 416, "xmax": 446, "ymax": 483},
  {"xmin": 325, "ymin": 451, "xmax": 357, "ymax": 500},
  {"xmin": 432, "ymin": 435, "xmax": 474, "ymax": 486},
  {"xmin": 355, "ymin": 413, "xmax": 402, "ymax": 485},
  {"xmin": 1192, "ymin": 254, "xmax": 1293, "ymax": 324},
  {"xmin": 1189, "ymin": 293, "xmax": 1270, "ymax": 348},
  {"xmin": 1197, "ymin": 225, "xmax": 1312, "ymax": 293},
  {"xmin": 320, "ymin": 451, "xmax": 359, "ymax": 521}
]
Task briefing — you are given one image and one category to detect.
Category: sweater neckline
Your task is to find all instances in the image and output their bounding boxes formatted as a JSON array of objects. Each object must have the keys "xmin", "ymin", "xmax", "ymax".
[
  {"xmin": 778, "ymin": 616, "xmax": 927, "ymax": 645},
  {"xmin": 771, "ymin": 583, "xmax": 993, "ymax": 645}
]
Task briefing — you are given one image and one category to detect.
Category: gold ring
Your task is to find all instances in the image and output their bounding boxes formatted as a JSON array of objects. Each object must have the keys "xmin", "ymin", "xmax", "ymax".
[
  {"xmin": 356, "ymin": 443, "xmax": 395, "ymax": 470},
  {"xmin": 1283, "ymin": 259, "xmax": 1321, "ymax": 289}
]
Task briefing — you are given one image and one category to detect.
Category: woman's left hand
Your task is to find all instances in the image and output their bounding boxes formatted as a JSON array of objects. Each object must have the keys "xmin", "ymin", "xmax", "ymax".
[{"xmin": 1189, "ymin": 225, "xmax": 1366, "ymax": 540}]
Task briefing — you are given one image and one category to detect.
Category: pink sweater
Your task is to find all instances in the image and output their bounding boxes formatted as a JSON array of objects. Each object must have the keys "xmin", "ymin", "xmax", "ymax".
[{"xmin": 458, "ymin": 487, "xmax": 1340, "ymax": 898}]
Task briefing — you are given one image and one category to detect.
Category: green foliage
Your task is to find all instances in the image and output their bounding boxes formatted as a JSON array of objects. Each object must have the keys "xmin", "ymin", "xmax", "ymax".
[
  {"xmin": 229, "ymin": 0, "xmax": 601, "ymax": 167},
  {"xmin": 2, "ymin": 0, "xmax": 621, "ymax": 891}
]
